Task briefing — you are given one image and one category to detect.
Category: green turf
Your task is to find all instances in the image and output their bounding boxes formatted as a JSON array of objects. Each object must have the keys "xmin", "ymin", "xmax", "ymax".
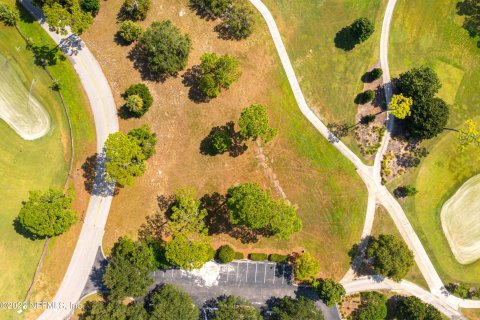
[
  {"xmin": 388, "ymin": 0, "xmax": 480, "ymax": 285},
  {"xmin": 0, "ymin": 4, "xmax": 94, "ymax": 314}
]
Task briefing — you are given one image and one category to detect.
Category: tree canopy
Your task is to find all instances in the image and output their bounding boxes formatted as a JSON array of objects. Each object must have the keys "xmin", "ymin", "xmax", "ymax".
[
  {"xmin": 80, "ymin": 301, "xmax": 147, "ymax": 320},
  {"xmin": 270, "ymin": 296, "xmax": 324, "ymax": 320},
  {"xmin": 121, "ymin": 0, "xmax": 151, "ymax": 21},
  {"xmin": 313, "ymin": 278, "xmax": 346, "ymax": 307},
  {"xmin": 213, "ymin": 295, "xmax": 262, "ymax": 320},
  {"xmin": 395, "ymin": 296, "xmax": 442, "ymax": 320},
  {"xmin": 190, "ymin": 0, "xmax": 232, "ymax": 18},
  {"xmin": 138, "ymin": 20, "xmax": 192, "ymax": 75},
  {"xmin": 165, "ymin": 233, "xmax": 214, "ymax": 269},
  {"xmin": 294, "ymin": 252, "xmax": 320, "ymax": 282},
  {"xmin": 456, "ymin": 0, "xmax": 480, "ymax": 47},
  {"xmin": 227, "ymin": 183, "xmax": 301, "ymax": 239},
  {"xmin": 406, "ymin": 97, "xmax": 449, "ymax": 140},
  {"xmin": 217, "ymin": 5, "xmax": 255, "ymax": 40},
  {"xmin": 104, "ymin": 132, "xmax": 146, "ymax": 186},
  {"xmin": 397, "ymin": 66, "xmax": 441, "ymax": 103},
  {"xmin": 238, "ymin": 104, "xmax": 278, "ymax": 143},
  {"xmin": 350, "ymin": 18, "xmax": 375, "ymax": 43},
  {"xmin": 128, "ymin": 125, "xmax": 157, "ymax": 159},
  {"xmin": 18, "ymin": 189, "xmax": 77, "ymax": 238},
  {"xmin": 103, "ymin": 237, "xmax": 156, "ymax": 300},
  {"xmin": 0, "ymin": 3, "xmax": 19, "ymax": 26},
  {"xmin": 351, "ymin": 292, "xmax": 387, "ymax": 320},
  {"xmin": 198, "ymin": 52, "xmax": 241, "ymax": 98},
  {"xmin": 389, "ymin": 93, "xmax": 413, "ymax": 119},
  {"xmin": 149, "ymin": 284, "xmax": 199, "ymax": 320},
  {"xmin": 124, "ymin": 83, "xmax": 153, "ymax": 117},
  {"xmin": 43, "ymin": 0, "xmax": 93, "ymax": 35},
  {"xmin": 119, "ymin": 20, "xmax": 143, "ymax": 43},
  {"xmin": 366, "ymin": 234, "xmax": 414, "ymax": 281},
  {"xmin": 168, "ymin": 186, "xmax": 208, "ymax": 235}
]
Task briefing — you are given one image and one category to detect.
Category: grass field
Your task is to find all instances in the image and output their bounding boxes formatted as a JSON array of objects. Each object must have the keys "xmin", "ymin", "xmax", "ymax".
[
  {"xmin": 388, "ymin": 0, "xmax": 480, "ymax": 285},
  {"xmin": 82, "ymin": 0, "xmax": 368, "ymax": 279},
  {"xmin": 371, "ymin": 206, "xmax": 428, "ymax": 290},
  {"xmin": 0, "ymin": 4, "xmax": 95, "ymax": 319}
]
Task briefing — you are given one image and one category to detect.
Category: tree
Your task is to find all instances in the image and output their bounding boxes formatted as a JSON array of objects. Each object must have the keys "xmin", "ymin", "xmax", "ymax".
[
  {"xmin": 395, "ymin": 296, "xmax": 442, "ymax": 320},
  {"xmin": 213, "ymin": 295, "xmax": 262, "ymax": 320},
  {"xmin": 393, "ymin": 185, "xmax": 418, "ymax": 198},
  {"xmin": 17, "ymin": 189, "xmax": 77, "ymax": 238},
  {"xmin": 128, "ymin": 125, "xmax": 157, "ymax": 159},
  {"xmin": 80, "ymin": 301, "xmax": 147, "ymax": 320},
  {"xmin": 389, "ymin": 94, "xmax": 413, "ymax": 119},
  {"xmin": 351, "ymin": 292, "xmax": 387, "ymax": 320},
  {"xmin": 294, "ymin": 252, "xmax": 320, "ymax": 282},
  {"xmin": 190, "ymin": 0, "xmax": 232, "ymax": 18},
  {"xmin": 103, "ymin": 237, "xmax": 156, "ymax": 300},
  {"xmin": 270, "ymin": 201, "xmax": 302, "ymax": 240},
  {"xmin": 104, "ymin": 132, "xmax": 146, "ymax": 186},
  {"xmin": 124, "ymin": 83, "xmax": 153, "ymax": 116},
  {"xmin": 125, "ymin": 94, "xmax": 144, "ymax": 114},
  {"xmin": 164, "ymin": 233, "xmax": 214, "ymax": 269},
  {"xmin": 396, "ymin": 66, "xmax": 441, "ymax": 103},
  {"xmin": 238, "ymin": 104, "xmax": 278, "ymax": 143},
  {"xmin": 149, "ymin": 284, "xmax": 199, "ymax": 320},
  {"xmin": 355, "ymin": 90, "xmax": 375, "ymax": 104},
  {"xmin": 366, "ymin": 234, "xmax": 414, "ymax": 281},
  {"xmin": 0, "ymin": 3, "xmax": 19, "ymax": 26},
  {"xmin": 169, "ymin": 186, "xmax": 207, "ymax": 235},
  {"xmin": 217, "ymin": 5, "xmax": 255, "ymax": 40},
  {"xmin": 119, "ymin": 20, "xmax": 143, "ymax": 42},
  {"xmin": 406, "ymin": 97, "xmax": 449, "ymax": 140},
  {"xmin": 210, "ymin": 129, "xmax": 233, "ymax": 154},
  {"xmin": 313, "ymin": 278, "xmax": 346, "ymax": 307},
  {"xmin": 121, "ymin": 0, "xmax": 151, "ymax": 21},
  {"xmin": 350, "ymin": 17, "xmax": 375, "ymax": 43},
  {"xmin": 216, "ymin": 245, "xmax": 235, "ymax": 263},
  {"xmin": 81, "ymin": 0, "xmax": 100, "ymax": 16},
  {"xmin": 270, "ymin": 296, "xmax": 324, "ymax": 320},
  {"xmin": 198, "ymin": 52, "xmax": 241, "ymax": 98},
  {"xmin": 456, "ymin": 0, "xmax": 480, "ymax": 47},
  {"xmin": 138, "ymin": 20, "xmax": 192, "ymax": 75},
  {"xmin": 457, "ymin": 119, "xmax": 480, "ymax": 151},
  {"xmin": 43, "ymin": 0, "xmax": 93, "ymax": 35}
]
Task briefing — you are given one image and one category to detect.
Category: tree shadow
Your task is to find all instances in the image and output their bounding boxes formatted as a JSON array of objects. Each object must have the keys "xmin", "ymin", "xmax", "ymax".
[
  {"xmin": 372, "ymin": 85, "xmax": 388, "ymax": 110},
  {"xmin": 348, "ymin": 236, "xmax": 376, "ymax": 277},
  {"xmin": 128, "ymin": 44, "xmax": 170, "ymax": 82},
  {"xmin": 16, "ymin": 2, "xmax": 35, "ymax": 23},
  {"xmin": 199, "ymin": 121, "xmax": 247, "ymax": 157},
  {"xmin": 30, "ymin": 44, "xmax": 65, "ymax": 67},
  {"xmin": 188, "ymin": 2, "xmax": 219, "ymax": 21},
  {"xmin": 13, "ymin": 217, "xmax": 43, "ymax": 240},
  {"xmin": 58, "ymin": 34, "xmax": 85, "ymax": 56},
  {"xmin": 182, "ymin": 65, "xmax": 210, "ymax": 103},
  {"xmin": 113, "ymin": 32, "xmax": 132, "ymax": 47},
  {"xmin": 81, "ymin": 152, "xmax": 117, "ymax": 197},
  {"xmin": 334, "ymin": 26, "xmax": 359, "ymax": 51}
]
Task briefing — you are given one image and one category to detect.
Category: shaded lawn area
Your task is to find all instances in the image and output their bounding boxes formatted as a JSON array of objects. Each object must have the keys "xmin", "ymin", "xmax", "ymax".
[
  {"xmin": 388, "ymin": 0, "xmax": 480, "ymax": 285},
  {"xmin": 0, "ymin": 2, "xmax": 95, "ymax": 318},
  {"xmin": 371, "ymin": 206, "xmax": 428, "ymax": 290}
]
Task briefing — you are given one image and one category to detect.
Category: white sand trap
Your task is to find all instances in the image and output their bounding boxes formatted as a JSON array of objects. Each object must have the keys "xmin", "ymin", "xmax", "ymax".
[
  {"xmin": 441, "ymin": 174, "xmax": 480, "ymax": 264},
  {"xmin": 0, "ymin": 53, "xmax": 50, "ymax": 140}
]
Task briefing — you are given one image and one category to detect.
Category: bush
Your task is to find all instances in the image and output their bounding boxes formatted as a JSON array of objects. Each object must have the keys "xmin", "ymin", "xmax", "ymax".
[
  {"xmin": 268, "ymin": 254, "xmax": 289, "ymax": 263},
  {"xmin": 370, "ymin": 68, "xmax": 383, "ymax": 81},
  {"xmin": 355, "ymin": 90, "xmax": 375, "ymax": 104},
  {"xmin": 249, "ymin": 253, "xmax": 268, "ymax": 261},
  {"xmin": 0, "ymin": 3, "xmax": 19, "ymax": 26},
  {"xmin": 217, "ymin": 245, "xmax": 235, "ymax": 263},
  {"xmin": 121, "ymin": 0, "xmax": 151, "ymax": 20},
  {"xmin": 393, "ymin": 185, "xmax": 418, "ymax": 198},
  {"xmin": 119, "ymin": 20, "xmax": 143, "ymax": 42},
  {"xmin": 216, "ymin": 5, "xmax": 255, "ymax": 40},
  {"xmin": 234, "ymin": 252, "xmax": 244, "ymax": 259},
  {"xmin": 81, "ymin": 0, "xmax": 100, "ymax": 16},
  {"xmin": 124, "ymin": 83, "xmax": 153, "ymax": 116},
  {"xmin": 351, "ymin": 17, "xmax": 375, "ymax": 43},
  {"xmin": 138, "ymin": 20, "xmax": 192, "ymax": 75}
]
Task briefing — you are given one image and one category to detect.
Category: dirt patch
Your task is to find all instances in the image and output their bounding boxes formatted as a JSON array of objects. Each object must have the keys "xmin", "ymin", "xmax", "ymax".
[{"xmin": 381, "ymin": 138, "xmax": 428, "ymax": 183}]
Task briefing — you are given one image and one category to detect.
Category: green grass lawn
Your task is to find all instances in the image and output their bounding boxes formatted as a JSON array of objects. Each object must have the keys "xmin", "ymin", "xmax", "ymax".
[
  {"xmin": 388, "ymin": 0, "xmax": 480, "ymax": 285},
  {"xmin": 261, "ymin": 0, "xmax": 387, "ymax": 157},
  {"xmin": 0, "ymin": 4, "xmax": 94, "ymax": 316}
]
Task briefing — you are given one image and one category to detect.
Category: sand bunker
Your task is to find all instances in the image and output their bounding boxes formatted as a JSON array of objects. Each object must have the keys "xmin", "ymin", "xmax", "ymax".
[
  {"xmin": 441, "ymin": 174, "xmax": 480, "ymax": 264},
  {"xmin": 0, "ymin": 53, "xmax": 50, "ymax": 140}
]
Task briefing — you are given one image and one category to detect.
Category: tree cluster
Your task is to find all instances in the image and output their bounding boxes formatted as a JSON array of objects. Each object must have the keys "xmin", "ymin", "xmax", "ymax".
[
  {"xmin": 366, "ymin": 234, "xmax": 414, "ymax": 281},
  {"xmin": 198, "ymin": 52, "xmax": 241, "ymax": 98},
  {"xmin": 227, "ymin": 183, "xmax": 302, "ymax": 240},
  {"xmin": 104, "ymin": 125, "xmax": 157, "ymax": 186},
  {"xmin": 396, "ymin": 66, "xmax": 449, "ymax": 140}
]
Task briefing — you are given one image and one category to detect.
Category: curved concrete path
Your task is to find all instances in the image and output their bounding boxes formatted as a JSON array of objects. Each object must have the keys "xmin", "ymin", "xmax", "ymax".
[{"xmin": 18, "ymin": 1, "xmax": 119, "ymax": 319}]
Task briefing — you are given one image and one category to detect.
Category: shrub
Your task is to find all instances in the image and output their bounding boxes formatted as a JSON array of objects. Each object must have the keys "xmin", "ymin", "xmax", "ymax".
[
  {"xmin": 121, "ymin": 0, "xmax": 151, "ymax": 20},
  {"xmin": 370, "ymin": 68, "xmax": 383, "ymax": 81},
  {"xmin": 0, "ymin": 3, "xmax": 19, "ymax": 26},
  {"xmin": 393, "ymin": 185, "xmax": 418, "ymax": 198},
  {"xmin": 355, "ymin": 90, "xmax": 375, "ymax": 104},
  {"xmin": 81, "ymin": 0, "xmax": 100, "ymax": 16},
  {"xmin": 119, "ymin": 20, "xmax": 143, "ymax": 42},
  {"xmin": 234, "ymin": 252, "xmax": 244, "ymax": 259},
  {"xmin": 217, "ymin": 245, "xmax": 235, "ymax": 263},
  {"xmin": 124, "ymin": 83, "xmax": 153, "ymax": 116},
  {"xmin": 268, "ymin": 254, "xmax": 289, "ymax": 263},
  {"xmin": 294, "ymin": 252, "xmax": 320, "ymax": 282},
  {"xmin": 249, "ymin": 253, "xmax": 268, "ymax": 261},
  {"xmin": 217, "ymin": 5, "xmax": 255, "ymax": 40}
]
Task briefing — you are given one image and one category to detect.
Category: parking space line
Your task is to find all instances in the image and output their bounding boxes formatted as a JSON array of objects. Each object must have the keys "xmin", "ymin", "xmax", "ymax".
[
  {"xmin": 272, "ymin": 265, "xmax": 276, "ymax": 284},
  {"xmin": 171, "ymin": 269, "xmax": 174, "ymax": 278},
  {"xmin": 255, "ymin": 263, "xmax": 258, "ymax": 283},
  {"xmin": 226, "ymin": 264, "xmax": 230, "ymax": 282},
  {"xmin": 264, "ymin": 263, "xmax": 267, "ymax": 283}
]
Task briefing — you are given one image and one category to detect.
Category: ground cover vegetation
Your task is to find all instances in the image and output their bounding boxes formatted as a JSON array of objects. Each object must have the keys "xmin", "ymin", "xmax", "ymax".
[
  {"xmin": 0, "ymin": 1, "xmax": 95, "ymax": 310},
  {"xmin": 82, "ymin": 0, "xmax": 367, "ymax": 280},
  {"xmin": 387, "ymin": 0, "xmax": 480, "ymax": 284}
]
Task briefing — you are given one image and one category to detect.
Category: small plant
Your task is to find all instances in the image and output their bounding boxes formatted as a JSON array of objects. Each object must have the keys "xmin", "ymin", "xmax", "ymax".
[
  {"xmin": 355, "ymin": 90, "xmax": 375, "ymax": 104},
  {"xmin": 217, "ymin": 245, "xmax": 235, "ymax": 263},
  {"xmin": 268, "ymin": 254, "xmax": 289, "ymax": 263},
  {"xmin": 249, "ymin": 253, "xmax": 268, "ymax": 261},
  {"xmin": 119, "ymin": 20, "xmax": 143, "ymax": 42}
]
